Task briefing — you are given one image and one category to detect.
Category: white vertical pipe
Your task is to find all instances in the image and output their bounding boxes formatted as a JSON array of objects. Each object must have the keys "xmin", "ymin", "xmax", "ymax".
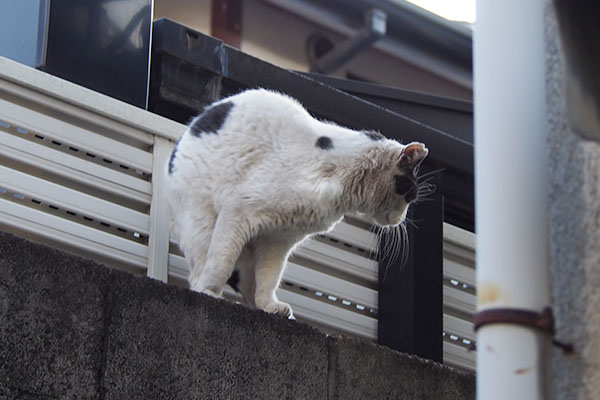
[{"xmin": 474, "ymin": 1, "xmax": 550, "ymax": 399}]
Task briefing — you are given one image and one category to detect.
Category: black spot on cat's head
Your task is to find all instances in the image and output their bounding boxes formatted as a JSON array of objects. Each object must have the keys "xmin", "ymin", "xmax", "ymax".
[
  {"xmin": 168, "ymin": 139, "xmax": 180, "ymax": 175},
  {"xmin": 395, "ymin": 174, "xmax": 417, "ymax": 201},
  {"xmin": 190, "ymin": 101, "xmax": 234, "ymax": 136},
  {"xmin": 316, "ymin": 136, "xmax": 333, "ymax": 150},
  {"xmin": 363, "ymin": 130, "xmax": 386, "ymax": 141}
]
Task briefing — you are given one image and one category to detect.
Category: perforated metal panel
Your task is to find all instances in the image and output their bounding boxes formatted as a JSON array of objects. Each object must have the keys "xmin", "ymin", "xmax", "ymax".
[{"xmin": 0, "ymin": 56, "xmax": 181, "ymax": 277}]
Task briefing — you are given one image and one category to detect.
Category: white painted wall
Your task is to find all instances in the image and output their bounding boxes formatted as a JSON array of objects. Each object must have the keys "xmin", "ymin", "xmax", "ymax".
[{"xmin": 154, "ymin": 0, "xmax": 212, "ymax": 35}]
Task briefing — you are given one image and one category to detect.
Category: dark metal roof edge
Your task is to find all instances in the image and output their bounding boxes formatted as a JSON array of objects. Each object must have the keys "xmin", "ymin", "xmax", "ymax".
[{"xmin": 303, "ymin": 72, "xmax": 473, "ymax": 113}]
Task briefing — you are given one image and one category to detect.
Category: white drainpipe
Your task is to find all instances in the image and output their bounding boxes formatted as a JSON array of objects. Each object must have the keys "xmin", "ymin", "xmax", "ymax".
[{"xmin": 474, "ymin": 0, "xmax": 551, "ymax": 399}]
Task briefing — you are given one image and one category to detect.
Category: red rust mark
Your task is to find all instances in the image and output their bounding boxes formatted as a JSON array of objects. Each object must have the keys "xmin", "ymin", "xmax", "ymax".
[
  {"xmin": 514, "ymin": 367, "xmax": 533, "ymax": 375},
  {"xmin": 485, "ymin": 345, "xmax": 494, "ymax": 353}
]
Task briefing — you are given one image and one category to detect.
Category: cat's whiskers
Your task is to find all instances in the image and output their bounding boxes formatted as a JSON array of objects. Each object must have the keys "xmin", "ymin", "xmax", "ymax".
[
  {"xmin": 378, "ymin": 221, "xmax": 411, "ymax": 282},
  {"xmin": 400, "ymin": 222, "xmax": 409, "ymax": 269},
  {"xmin": 403, "ymin": 217, "xmax": 419, "ymax": 230},
  {"xmin": 415, "ymin": 168, "xmax": 445, "ymax": 182},
  {"xmin": 392, "ymin": 226, "xmax": 402, "ymax": 267},
  {"xmin": 413, "ymin": 173, "xmax": 437, "ymax": 203}
]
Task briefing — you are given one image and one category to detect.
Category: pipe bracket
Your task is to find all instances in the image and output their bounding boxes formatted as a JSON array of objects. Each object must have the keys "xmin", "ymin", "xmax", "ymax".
[
  {"xmin": 474, "ymin": 307, "xmax": 574, "ymax": 354},
  {"xmin": 474, "ymin": 307, "xmax": 554, "ymax": 333}
]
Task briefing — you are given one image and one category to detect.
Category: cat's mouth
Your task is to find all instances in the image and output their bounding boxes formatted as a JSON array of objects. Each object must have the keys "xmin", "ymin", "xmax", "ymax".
[{"xmin": 374, "ymin": 208, "xmax": 408, "ymax": 227}]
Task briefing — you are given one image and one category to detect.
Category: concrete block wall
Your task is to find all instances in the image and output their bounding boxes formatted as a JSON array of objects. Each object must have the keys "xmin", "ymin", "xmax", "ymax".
[
  {"xmin": 546, "ymin": 1, "xmax": 600, "ymax": 398},
  {"xmin": 0, "ymin": 231, "xmax": 474, "ymax": 399}
]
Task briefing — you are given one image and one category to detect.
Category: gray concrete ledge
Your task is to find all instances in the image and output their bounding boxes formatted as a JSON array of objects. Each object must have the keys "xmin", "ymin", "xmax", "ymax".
[{"xmin": 0, "ymin": 231, "xmax": 474, "ymax": 399}]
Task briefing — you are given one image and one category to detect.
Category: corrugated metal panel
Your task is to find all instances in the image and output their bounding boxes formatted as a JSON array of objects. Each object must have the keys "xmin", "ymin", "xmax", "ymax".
[{"xmin": 0, "ymin": 66, "xmax": 183, "ymax": 275}]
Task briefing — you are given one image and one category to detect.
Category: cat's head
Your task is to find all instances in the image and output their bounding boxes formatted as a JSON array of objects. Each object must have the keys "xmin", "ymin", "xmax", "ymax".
[{"xmin": 369, "ymin": 142, "xmax": 429, "ymax": 226}]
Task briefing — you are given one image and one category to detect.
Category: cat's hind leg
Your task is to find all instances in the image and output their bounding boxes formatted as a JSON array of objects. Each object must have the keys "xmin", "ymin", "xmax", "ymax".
[
  {"xmin": 233, "ymin": 244, "xmax": 257, "ymax": 307},
  {"xmin": 252, "ymin": 236, "xmax": 296, "ymax": 318}
]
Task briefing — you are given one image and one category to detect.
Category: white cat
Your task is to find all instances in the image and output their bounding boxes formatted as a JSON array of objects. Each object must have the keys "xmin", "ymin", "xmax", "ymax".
[{"xmin": 165, "ymin": 89, "xmax": 428, "ymax": 318}]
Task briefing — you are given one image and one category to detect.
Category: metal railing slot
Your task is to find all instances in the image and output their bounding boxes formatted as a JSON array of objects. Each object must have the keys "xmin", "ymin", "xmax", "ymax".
[
  {"xmin": 0, "ymin": 141, "xmax": 151, "ymax": 212},
  {"xmin": 0, "ymin": 187, "xmax": 147, "ymax": 245},
  {"xmin": 0, "ymin": 165, "xmax": 150, "ymax": 236},
  {"xmin": 278, "ymin": 289, "xmax": 378, "ymax": 340},
  {"xmin": 326, "ymin": 218, "xmax": 380, "ymax": 253},
  {"xmin": 287, "ymin": 253, "xmax": 377, "ymax": 290},
  {"xmin": 0, "ymin": 114, "xmax": 151, "ymax": 181},
  {"xmin": 0, "ymin": 97, "xmax": 153, "ymax": 174},
  {"xmin": 293, "ymin": 238, "xmax": 378, "ymax": 283},
  {"xmin": 284, "ymin": 261, "xmax": 377, "ymax": 312},
  {"xmin": 0, "ymin": 197, "xmax": 148, "ymax": 269}
]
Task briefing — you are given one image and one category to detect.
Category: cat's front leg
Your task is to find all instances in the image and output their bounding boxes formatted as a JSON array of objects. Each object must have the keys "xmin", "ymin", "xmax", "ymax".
[
  {"xmin": 193, "ymin": 211, "xmax": 252, "ymax": 297},
  {"xmin": 253, "ymin": 237, "xmax": 295, "ymax": 319}
]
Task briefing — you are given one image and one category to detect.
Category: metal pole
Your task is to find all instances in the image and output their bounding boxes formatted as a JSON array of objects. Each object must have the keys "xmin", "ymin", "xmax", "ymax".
[{"xmin": 474, "ymin": 0, "xmax": 550, "ymax": 398}]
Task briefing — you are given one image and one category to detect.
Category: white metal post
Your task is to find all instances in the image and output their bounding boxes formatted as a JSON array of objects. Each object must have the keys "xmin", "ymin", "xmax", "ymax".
[
  {"xmin": 474, "ymin": 0, "xmax": 550, "ymax": 399},
  {"xmin": 147, "ymin": 136, "xmax": 173, "ymax": 282}
]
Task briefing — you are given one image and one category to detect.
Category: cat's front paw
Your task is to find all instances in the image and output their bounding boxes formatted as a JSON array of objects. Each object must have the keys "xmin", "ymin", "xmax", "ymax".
[
  {"xmin": 190, "ymin": 282, "xmax": 223, "ymax": 299},
  {"xmin": 263, "ymin": 301, "xmax": 295, "ymax": 319},
  {"xmin": 200, "ymin": 288, "xmax": 222, "ymax": 299}
]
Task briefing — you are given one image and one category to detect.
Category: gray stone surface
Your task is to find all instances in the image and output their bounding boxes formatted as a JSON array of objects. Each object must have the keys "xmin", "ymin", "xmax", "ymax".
[
  {"xmin": 102, "ymin": 272, "xmax": 329, "ymax": 400},
  {"xmin": 0, "ymin": 231, "xmax": 109, "ymax": 400},
  {"xmin": 546, "ymin": 1, "xmax": 600, "ymax": 398},
  {"xmin": 328, "ymin": 336, "xmax": 475, "ymax": 400},
  {"xmin": 0, "ymin": 231, "xmax": 474, "ymax": 399}
]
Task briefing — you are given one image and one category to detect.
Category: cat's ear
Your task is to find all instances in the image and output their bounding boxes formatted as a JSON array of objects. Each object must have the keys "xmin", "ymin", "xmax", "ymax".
[{"xmin": 398, "ymin": 142, "xmax": 428, "ymax": 170}]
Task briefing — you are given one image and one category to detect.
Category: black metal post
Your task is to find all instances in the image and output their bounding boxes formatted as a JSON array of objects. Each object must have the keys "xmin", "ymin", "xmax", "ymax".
[{"xmin": 378, "ymin": 174, "xmax": 444, "ymax": 362}]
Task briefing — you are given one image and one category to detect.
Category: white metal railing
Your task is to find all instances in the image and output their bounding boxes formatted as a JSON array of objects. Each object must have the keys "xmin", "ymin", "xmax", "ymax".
[
  {"xmin": 443, "ymin": 223, "xmax": 476, "ymax": 370},
  {"xmin": 0, "ymin": 56, "xmax": 476, "ymax": 371}
]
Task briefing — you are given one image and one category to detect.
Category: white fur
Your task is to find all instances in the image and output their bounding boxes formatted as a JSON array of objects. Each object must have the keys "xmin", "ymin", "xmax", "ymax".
[{"xmin": 165, "ymin": 89, "xmax": 428, "ymax": 318}]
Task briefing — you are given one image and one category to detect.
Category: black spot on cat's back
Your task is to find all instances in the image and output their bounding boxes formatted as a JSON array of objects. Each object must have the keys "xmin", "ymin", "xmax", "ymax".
[
  {"xmin": 363, "ymin": 130, "xmax": 386, "ymax": 141},
  {"xmin": 316, "ymin": 136, "xmax": 333, "ymax": 150},
  {"xmin": 190, "ymin": 101, "xmax": 234, "ymax": 136}
]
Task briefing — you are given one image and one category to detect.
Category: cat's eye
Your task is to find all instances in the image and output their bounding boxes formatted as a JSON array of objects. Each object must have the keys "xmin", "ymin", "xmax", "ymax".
[{"xmin": 394, "ymin": 175, "xmax": 415, "ymax": 195}]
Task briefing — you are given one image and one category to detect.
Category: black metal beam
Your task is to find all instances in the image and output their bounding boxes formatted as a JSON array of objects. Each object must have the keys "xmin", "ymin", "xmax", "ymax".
[
  {"xmin": 302, "ymin": 72, "xmax": 473, "ymax": 144},
  {"xmin": 378, "ymin": 172, "xmax": 444, "ymax": 361}
]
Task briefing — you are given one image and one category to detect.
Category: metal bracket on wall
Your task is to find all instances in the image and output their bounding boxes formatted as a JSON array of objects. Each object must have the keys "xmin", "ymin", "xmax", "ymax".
[{"xmin": 307, "ymin": 9, "xmax": 387, "ymax": 74}]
